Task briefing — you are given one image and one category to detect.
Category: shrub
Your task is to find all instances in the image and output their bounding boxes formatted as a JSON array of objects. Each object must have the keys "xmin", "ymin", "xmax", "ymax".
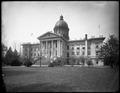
[
  {"xmin": 55, "ymin": 57, "xmax": 65, "ymax": 66},
  {"xmin": 48, "ymin": 57, "xmax": 65, "ymax": 67},
  {"xmin": 48, "ymin": 62, "xmax": 54, "ymax": 67},
  {"xmin": 24, "ymin": 58, "xmax": 33, "ymax": 67},
  {"xmin": 69, "ymin": 57, "xmax": 75, "ymax": 66},
  {"xmin": 87, "ymin": 60, "xmax": 93, "ymax": 66},
  {"xmin": 79, "ymin": 56, "xmax": 85, "ymax": 65},
  {"xmin": 10, "ymin": 59, "xmax": 22, "ymax": 66}
]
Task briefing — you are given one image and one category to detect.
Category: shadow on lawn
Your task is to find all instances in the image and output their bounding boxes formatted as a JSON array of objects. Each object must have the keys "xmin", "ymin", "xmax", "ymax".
[
  {"xmin": 8, "ymin": 83, "xmax": 73, "ymax": 92},
  {"xmin": 3, "ymin": 70, "xmax": 36, "ymax": 77}
]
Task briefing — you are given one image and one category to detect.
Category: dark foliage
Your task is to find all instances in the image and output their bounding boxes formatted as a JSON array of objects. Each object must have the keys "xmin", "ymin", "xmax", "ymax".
[
  {"xmin": 48, "ymin": 62, "xmax": 54, "ymax": 67},
  {"xmin": 87, "ymin": 59, "xmax": 93, "ymax": 66},
  {"xmin": 48, "ymin": 57, "xmax": 65, "ymax": 67},
  {"xmin": 2, "ymin": 46, "xmax": 23, "ymax": 66},
  {"xmin": 4, "ymin": 47, "xmax": 14, "ymax": 65},
  {"xmin": 11, "ymin": 59, "xmax": 22, "ymax": 66},
  {"xmin": 98, "ymin": 35, "xmax": 119, "ymax": 70},
  {"xmin": 24, "ymin": 58, "xmax": 33, "ymax": 67}
]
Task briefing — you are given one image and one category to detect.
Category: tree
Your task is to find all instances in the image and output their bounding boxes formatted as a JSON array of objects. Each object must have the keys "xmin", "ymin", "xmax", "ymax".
[
  {"xmin": 98, "ymin": 35, "xmax": 119, "ymax": 70},
  {"xmin": 23, "ymin": 58, "xmax": 33, "ymax": 67},
  {"xmin": 10, "ymin": 49, "xmax": 22, "ymax": 66},
  {"xmin": 4, "ymin": 47, "xmax": 22, "ymax": 66},
  {"xmin": 5, "ymin": 47, "xmax": 14, "ymax": 65},
  {"xmin": 2, "ymin": 43, "xmax": 7, "ymax": 65},
  {"xmin": 13, "ymin": 49, "xmax": 19, "ymax": 60}
]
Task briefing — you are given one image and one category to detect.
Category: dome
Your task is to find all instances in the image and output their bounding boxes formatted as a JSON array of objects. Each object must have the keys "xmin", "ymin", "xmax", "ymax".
[{"xmin": 54, "ymin": 15, "xmax": 69, "ymax": 30}]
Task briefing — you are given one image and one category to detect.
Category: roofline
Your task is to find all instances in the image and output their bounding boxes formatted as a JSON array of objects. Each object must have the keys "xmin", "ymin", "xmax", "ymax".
[
  {"xmin": 88, "ymin": 37, "xmax": 105, "ymax": 41},
  {"xmin": 22, "ymin": 43, "xmax": 40, "ymax": 46},
  {"xmin": 37, "ymin": 31, "xmax": 52, "ymax": 40},
  {"xmin": 69, "ymin": 37, "xmax": 105, "ymax": 43},
  {"xmin": 37, "ymin": 31, "xmax": 68, "ymax": 42}
]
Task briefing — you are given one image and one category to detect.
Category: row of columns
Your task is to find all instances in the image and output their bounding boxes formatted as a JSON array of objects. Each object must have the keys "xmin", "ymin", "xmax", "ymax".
[{"xmin": 40, "ymin": 39, "xmax": 62, "ymax": 59}]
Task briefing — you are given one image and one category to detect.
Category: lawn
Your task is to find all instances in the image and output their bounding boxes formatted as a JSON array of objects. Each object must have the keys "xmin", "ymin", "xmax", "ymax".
[{"xmin": 2, "ymin": 66, "xmax": 119, "ymax": 92}]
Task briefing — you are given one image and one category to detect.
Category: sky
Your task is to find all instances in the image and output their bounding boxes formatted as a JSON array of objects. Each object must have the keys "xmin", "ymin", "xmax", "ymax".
[{"xmin": 2, "ymin": 1, "xmax": 119, "ymax": 52}]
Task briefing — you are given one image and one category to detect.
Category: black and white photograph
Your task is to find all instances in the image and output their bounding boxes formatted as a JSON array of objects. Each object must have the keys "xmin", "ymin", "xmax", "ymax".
[{"xmin": 2, "ymin": 1, "xmax": 119, "ymax": 92}]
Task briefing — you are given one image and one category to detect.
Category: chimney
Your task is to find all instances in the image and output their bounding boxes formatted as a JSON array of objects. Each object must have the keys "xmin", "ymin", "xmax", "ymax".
[
  {"xmin": 85, "ymin": 34, "xmax": 88, "ymax": 56},
  {"xmin": 85, "ymin": 34, "xmax": 87, "ymax": 40}
]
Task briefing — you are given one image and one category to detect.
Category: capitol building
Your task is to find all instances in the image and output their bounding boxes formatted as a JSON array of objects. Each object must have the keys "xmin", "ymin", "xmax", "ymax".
[{"xmin": 22, "ymin": 15, "xmax": 105, "ymax": 66}]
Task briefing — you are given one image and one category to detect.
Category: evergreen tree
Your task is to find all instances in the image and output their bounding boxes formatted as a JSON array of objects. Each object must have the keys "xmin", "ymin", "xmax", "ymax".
[
  {"xmin": 2, "ymin": 43, "xmax": 7, "ymax": 65},
  {"xmin": 11, "ymin": 49, "xmax": 22, "ymax": 66},
  {"xmin": 5, "ymin": 47, "xmax": 14, "ymax": 65},
  {"xmin": 98, "ymin": 35, "xmax": 119, "ymax": 70},
  {"xmin": 13, "ymin": 49, "xmax": 19, "ymax": 60}
]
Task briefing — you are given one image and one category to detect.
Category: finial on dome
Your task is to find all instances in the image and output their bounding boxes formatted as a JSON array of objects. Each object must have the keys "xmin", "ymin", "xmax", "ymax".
[{"xmin": 60, "ymin": 15, "xmax": 63, "ymax": 20}]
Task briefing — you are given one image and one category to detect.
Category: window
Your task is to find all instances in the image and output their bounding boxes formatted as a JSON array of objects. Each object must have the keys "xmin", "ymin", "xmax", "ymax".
[
  {"xmin": 88, "ymin": 51, "xmax": 91, "ymax": 55},
  {"xmin": 96, "ymin": 51, "xmax": 99, "ymax": 56},
  {"xmin": 82, "ymin": 51, "xmax": 84, "ymax": 55},
  {"xmin": 67, "ymin": 53, "xmax": 69, "ymax": 57},
  {"xmin": 77, "ymin": 52, "xmax": 79, "ymax": 55},
  {"xmin": 72, "ymin": 52, "xmax": 74, "ymax": 55},
  {"xmin": 34, "ymin": 53, "xmax": 36, "ymax": 56},
  {"xmin": 67, "ymin": 46, "xmax": 69, "ymax": 50},
  {"xmin": 82, "ymin": 47, "xmax": 85, "ymax": 49},
  {"xmin": 96, "ymin": 45, "xmax": 99, "ymax": 48},
  {"xmin": 77, "ymin": 47, "xmax": 80, "ymax": 50},
  {"xmin": 25, "ymin": 53, "xmax": 27, "ymax": 56},
  {"xmin": 25, "ymin": 48, "xmax": 27, "ymax": 52},
  {"xmin": 88, "ymin": 46, "xmax": 90, "ymax": 49}
]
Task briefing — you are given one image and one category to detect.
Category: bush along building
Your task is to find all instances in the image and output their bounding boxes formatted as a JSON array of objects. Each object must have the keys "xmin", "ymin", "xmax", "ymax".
[{"xmin": 22, "ymin": 15, "xmax": 105, "ymax": 66}]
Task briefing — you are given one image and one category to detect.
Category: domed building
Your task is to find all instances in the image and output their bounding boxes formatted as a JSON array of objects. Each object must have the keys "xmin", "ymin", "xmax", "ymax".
[
  {"xmin": 22, "ymin": 15, "xmax": 105, "ymax": 66},
  {"xmin": 54, "ymin": 15, "xmax": 69, "ymax": 40}
]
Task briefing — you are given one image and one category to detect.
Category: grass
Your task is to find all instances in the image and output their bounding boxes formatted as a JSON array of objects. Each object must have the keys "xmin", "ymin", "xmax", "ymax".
[{"xmin": 2, "ymin": 66, "xmax": 119, "ymax": 92}]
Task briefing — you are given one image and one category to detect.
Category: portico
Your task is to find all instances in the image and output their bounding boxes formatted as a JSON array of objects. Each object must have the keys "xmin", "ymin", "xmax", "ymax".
[
  {"xmin": 38, "ymin": 32, "xmax": 65, "ymax": 60},
  {"xmin": 40, "ymin": 40, "xmax": 62, "ymax": 58}
]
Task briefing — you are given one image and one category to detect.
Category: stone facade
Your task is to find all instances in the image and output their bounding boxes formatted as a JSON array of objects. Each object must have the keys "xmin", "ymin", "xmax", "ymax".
[{"xmin": 22, "ymin": 15, "xmax": 105, "ymax": 66}]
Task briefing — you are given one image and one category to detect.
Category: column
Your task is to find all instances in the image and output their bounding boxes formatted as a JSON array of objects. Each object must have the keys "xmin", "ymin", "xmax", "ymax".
[
  {"xmin": 39, "ymin": 41, "xmax": 41, "ymax": 56},
  {"xmin": 60, "ymin": 40, "xmax": 62, "ymax": 57},
  {"xmin": 50, "ymin": 41, "xmax": 51, "ymax": 58},
  {"xmin": 46, "ymin": 41, "xmax": 48, "ymax": 58},
  {"xmin": 40, "ymin": 41, "xmax": 43, "ymax": 56},
  {"xmin": 47, "ymin": 41, "xmax": 50, "ymax": 58},
  {"xmin": 52, "ymin": 40, "xmax": 54, "ymax": 58},
  {"xmin": 57, "ymin": 40, "xmax": 58, "ymax": 57},
  {"xmin": 42, "ymin": 41, "xmax": 44, "ymax": 56},
  {"xmin": 56, "ymin": 40, "xmax": 57, "ymax": 57},
  {"xmin": 58, "ymin": 40, "xmax": 60, "ymax": 57},
  {"xmin": 45, "ymin": 41, "xmax": 46, "ymax": 57},
  {"xmin": 59, "ymin": 40, "xmax": 61, "ymax": 57}
]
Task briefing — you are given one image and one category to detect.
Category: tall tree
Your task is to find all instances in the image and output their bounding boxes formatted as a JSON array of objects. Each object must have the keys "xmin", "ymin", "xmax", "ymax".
[
  {"xmin": 2, "ymin": 43, "xmax": 7, "ymax": 65},
  {"xmin": 98, "ymin": 35, "xmax": 119, "ymax": 69},
  {"xmin": 13, "ymin": 49, "xmax": 19, "ymax": 59},
  {"xmin": 5, "ymin": 47, "xmax": 14, "ymax": 65}
]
